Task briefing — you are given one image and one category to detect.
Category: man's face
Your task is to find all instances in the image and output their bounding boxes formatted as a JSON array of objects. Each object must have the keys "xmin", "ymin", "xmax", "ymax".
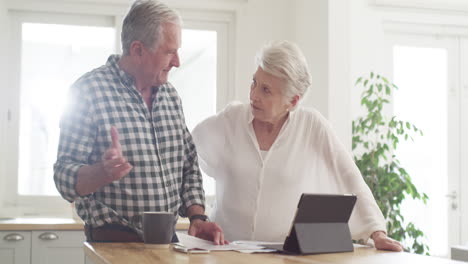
[{"xmin": 141, "ymin": 23, "xmax": 181, "ymax": 86}]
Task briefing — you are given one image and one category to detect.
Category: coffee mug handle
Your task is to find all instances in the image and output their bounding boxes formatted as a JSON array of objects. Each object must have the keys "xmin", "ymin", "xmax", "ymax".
[{"xmin": 129, "ymin": 215, "xmax": 144, "ymax": 240}]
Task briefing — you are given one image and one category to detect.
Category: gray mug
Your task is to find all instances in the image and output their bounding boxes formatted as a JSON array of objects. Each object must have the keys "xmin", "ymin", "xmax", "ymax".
[{"xmin": 142, "ymin": 212, "xmax": 175, "ymax": 247}]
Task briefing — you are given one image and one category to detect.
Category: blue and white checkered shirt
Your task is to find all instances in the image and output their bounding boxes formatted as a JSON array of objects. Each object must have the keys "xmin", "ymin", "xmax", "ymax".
[{"xmin": 54, "ymin": 55, "xmax": 205, "ymax": 228}]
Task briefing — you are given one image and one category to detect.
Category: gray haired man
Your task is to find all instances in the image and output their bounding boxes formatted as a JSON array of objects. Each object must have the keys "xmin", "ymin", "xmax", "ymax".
[{"xmin": 54, "ymin": 0, "xmax": 226, "ymax": 244}]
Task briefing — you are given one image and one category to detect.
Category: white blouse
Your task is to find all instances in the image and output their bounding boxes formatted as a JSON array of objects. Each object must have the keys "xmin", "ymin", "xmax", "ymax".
[{"xmin": 191, "ymin": 102, "xmax": 386, "ymax": 242}]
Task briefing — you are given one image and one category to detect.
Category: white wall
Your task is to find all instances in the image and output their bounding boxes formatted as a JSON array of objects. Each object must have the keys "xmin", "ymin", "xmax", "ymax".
[
  {"xmin": 233, "ymin": 0, "xmax": 292, "ymax": 104},
  {"xmin": 290, "ymin": 0, "xmax": 329, "ymax": 117},
  {"xmin": 327, "ymin": 0, "xmax": 351, "ymax": 149},
  {"xmin": 0, "ymin": 0, "xmax": 8, "ymax": 205},
  {"xmin": 289, "ymin": 0, "xmax": 351, "ymax": 148}
]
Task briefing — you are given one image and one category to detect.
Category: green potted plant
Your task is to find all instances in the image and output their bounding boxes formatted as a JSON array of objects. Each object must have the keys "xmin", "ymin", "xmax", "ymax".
[{"xmin": 352, "ymin": 72, "xmax": 429, "ymax": 254}]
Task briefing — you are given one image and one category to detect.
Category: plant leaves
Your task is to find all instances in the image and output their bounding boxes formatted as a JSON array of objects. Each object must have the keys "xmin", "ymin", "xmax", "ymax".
[
  {"xmin": 352, "ymin": 72, "xmax": 428, "ymax": 255},
  {"xmin": 355, "ymin": 77, "xmax": 363, "ymax": 85}
]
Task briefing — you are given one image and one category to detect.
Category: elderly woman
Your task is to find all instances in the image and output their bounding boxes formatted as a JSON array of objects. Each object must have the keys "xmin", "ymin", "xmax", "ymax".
[{"xmin": 192, "ymin": 41, "xmax": 403, "ymax": 251}]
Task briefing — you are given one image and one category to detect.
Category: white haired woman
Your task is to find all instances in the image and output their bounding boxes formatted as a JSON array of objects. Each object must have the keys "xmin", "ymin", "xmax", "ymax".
[{"xmin": 191, "ymin": 40, "xmax": 403, "ymax": 251}]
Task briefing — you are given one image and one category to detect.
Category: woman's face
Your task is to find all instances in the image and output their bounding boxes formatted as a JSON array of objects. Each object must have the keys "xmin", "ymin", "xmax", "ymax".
[{"xmin": 250, "ymin": 67, "xmax": 292, "ymax": 124}]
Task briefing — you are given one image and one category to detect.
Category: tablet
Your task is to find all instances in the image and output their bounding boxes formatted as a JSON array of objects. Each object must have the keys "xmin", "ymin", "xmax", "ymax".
[{"xmin": 265, "ymin": 193, "xmax": 357, "ymax": 255}]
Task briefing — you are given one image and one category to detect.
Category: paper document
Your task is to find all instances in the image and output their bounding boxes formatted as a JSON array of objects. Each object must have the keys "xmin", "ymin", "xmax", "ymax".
[
  {"xmin": 231, "ymin": 240, "xmax": 282, "ymax": 253},
  {"xmin": 175, "ymin": 232, "xmax": 266, "ymax": 251},
  {"xmin": 232, "ymin": 240, "xmax": 283, "ymax": 246}
]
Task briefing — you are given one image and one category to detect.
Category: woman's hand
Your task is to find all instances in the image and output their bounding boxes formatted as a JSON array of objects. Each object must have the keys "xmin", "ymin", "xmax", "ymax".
[{"xmin": 371, "ymin": 231, "xmax": 404, "ymax": 252}]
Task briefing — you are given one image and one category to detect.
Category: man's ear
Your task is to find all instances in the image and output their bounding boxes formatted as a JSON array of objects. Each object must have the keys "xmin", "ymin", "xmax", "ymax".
[{"xmin": 129, "ymin": 40, "xmax": 144, "ymax": 57}]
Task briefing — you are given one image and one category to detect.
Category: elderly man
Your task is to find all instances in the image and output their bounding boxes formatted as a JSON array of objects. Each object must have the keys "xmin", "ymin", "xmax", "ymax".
[{"xmin": 54, "ymin": 0, "xmax": 225, "ymax": 244}]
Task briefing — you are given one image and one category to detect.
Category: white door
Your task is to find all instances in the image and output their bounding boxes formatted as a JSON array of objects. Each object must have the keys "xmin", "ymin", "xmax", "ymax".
[
  {"xmin": 461, "ymin": 38, "xmax": 468, "ymax": 246},
  {"xmin": 385, "ymin": 32, "xmax": 465, "ymax": 257},
  {"xmin": 0, "ymin": 231, "xmax": 31, "ymax": 264}
]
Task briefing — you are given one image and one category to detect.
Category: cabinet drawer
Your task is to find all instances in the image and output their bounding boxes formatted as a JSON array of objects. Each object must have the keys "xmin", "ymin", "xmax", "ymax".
[
  {"xmin": 0, "ymin": 231, "xmax": 31, "ymax": 264},
  {"xmin": 32, "ymin": 231, "xmax": 85, "ymax": 264}
]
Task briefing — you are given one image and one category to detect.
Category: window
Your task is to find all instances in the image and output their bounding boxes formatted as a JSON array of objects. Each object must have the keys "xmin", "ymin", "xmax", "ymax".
[
  {"xmin": 5, "ymin": 12, "xmax": 118, "ymax": 214},
  {"xmin": 4, "ymin": 9, "xmax": 233, "ymax": 217},
  {"xmin": 170, "ymin": 29, "xmax": 218, "ymax": 198},
  {"xmin": 18, "ymin": 23, "xmax": 116, "ymax": 196}
]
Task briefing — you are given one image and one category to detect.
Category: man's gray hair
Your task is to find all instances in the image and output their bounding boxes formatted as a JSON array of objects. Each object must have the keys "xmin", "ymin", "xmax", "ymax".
[
  {"xmin": 255, "ymin": 40, "xmax": 312, "ymax": 110},
  {"xmin": 121, "ymin": 0, "xmax": 182, "ymax": 55}
]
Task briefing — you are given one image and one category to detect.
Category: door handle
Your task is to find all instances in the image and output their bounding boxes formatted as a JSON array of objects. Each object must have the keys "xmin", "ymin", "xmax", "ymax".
[
  {"xmin": 39, "ymin": 232, "xmax": 59, "ymax": 241},
  {"xmin": 445, "ymin": 191, "xmax": 457, "ymax": 199},
  {"xmin": 3, "ymin": 233, "xmax": 24, "ymax": 242},
  {"xmin": 445, "ymin": 191, "xmax": 458, "ymax": 210}
]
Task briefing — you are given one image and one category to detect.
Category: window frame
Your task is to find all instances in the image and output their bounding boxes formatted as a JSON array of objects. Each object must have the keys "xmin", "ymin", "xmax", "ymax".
[
  {"xmin": 4, "ymin": 11, "xmax": 117, "ymax": 216},
  {"xmin": 179, "ymin": 9, "xmax": 236, "ymax": 112},
  {"xmin": 2, "ymin": 6, "xmax": 235, "ymax": 217}
]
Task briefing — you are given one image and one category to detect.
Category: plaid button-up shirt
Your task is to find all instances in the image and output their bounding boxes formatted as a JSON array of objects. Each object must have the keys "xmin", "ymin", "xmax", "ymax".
[{"xmin": 54, "ymin": 55, "xmax": 205, "ymax": 228}]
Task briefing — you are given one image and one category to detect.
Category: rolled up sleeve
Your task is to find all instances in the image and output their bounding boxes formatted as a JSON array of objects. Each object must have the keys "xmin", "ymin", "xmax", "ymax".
[
  {"xmin": 53, "ymin": 84, "xmax": 96, "ymax": 202},
  {"xmin": 178, "ymin": 125, "xmax": 205, "ymax": 217}
]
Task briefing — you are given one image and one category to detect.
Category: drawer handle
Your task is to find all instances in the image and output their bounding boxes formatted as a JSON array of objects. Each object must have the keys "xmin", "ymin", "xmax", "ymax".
[
  {"xmin": 3, "ymin": 233, "xmax": 24, "ymax": 242},
  {"xmin": 39, "ymin": 232, "xmax": 59, "ymax": 241}
]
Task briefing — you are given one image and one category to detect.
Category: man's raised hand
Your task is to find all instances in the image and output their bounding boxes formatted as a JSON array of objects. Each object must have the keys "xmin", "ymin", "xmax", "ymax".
[{"xmin": 101, "ymin": 126, "xmax": 133, "ymax": 182}]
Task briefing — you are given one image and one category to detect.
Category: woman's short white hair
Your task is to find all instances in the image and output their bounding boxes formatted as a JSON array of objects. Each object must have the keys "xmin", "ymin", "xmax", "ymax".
[
  {"xmin": 121, "ymin": 0, "xmax": 182, "ymax": 55},
  {"xmin": 255, "ymin": 40, "xmax": 312, "ymax": 110}
]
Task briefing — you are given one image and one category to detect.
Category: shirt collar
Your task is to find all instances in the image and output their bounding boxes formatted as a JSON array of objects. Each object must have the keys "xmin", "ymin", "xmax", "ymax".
[
  {"xmin": 106, "ymin": 54, "xmax": 161, "ymax": 94},
  {"xmin": 246, "ymin": 104, "xmax": 296, "ymax": 126},
  {"xmin": 106, "ymin": 54, "xmax": 135, "ymax": 87}
]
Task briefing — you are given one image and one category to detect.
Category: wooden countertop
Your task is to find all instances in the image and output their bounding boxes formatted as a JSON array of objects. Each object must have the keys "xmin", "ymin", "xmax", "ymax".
[
  {"xmin": 84, "ymin": 242, "xmax": 465, "ymax": 264},
  {"xmin": 0, "ymin": 217, "xmax": 189, "ymax": 231},
  {"xmin": 0, "ymin": 218, "xmax": 84, "ymax": 231}
]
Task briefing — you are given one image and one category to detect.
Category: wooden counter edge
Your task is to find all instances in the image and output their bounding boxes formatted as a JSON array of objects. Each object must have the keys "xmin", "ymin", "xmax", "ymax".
[
  {"xmin": 0, "ymin": 223, "xmax": 84, "ymax": 231},
  {"xmin": 0, "ymin": 219, "xmax": 189, "ymax": 231},
  {"xmin": 84, "ymin": 242, "xmax": 111, "ymax": 264}
]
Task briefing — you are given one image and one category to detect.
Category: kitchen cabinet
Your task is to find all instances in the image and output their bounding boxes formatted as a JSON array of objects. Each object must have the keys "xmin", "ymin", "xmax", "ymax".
[
  {"xmin": 0, "ymin": 231, "xmax": 31, "ymax": 264},
  {"xmin": 0, "ymin": 217, "xmax": 188, "ymax": 264},
  {"xmin": 1, "ymin": 231, "xmax": 85, "ymax": 264}
]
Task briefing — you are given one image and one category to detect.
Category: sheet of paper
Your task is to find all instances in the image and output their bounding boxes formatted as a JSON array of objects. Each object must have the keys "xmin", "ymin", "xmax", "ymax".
[
  {"xmin": 175, "ymin": 232, "xmax": 265, "ymax": 251},
  {"xmin": 232, "ymin": 240, "xmax": 283, "ymax": 246},
  {"xmin": 234, "ymin": 249, "xmax": 279, "ymax": 254},
  {"xmin": 230, "ymin": 240, "xmax": 282, "ymax": 253}
]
